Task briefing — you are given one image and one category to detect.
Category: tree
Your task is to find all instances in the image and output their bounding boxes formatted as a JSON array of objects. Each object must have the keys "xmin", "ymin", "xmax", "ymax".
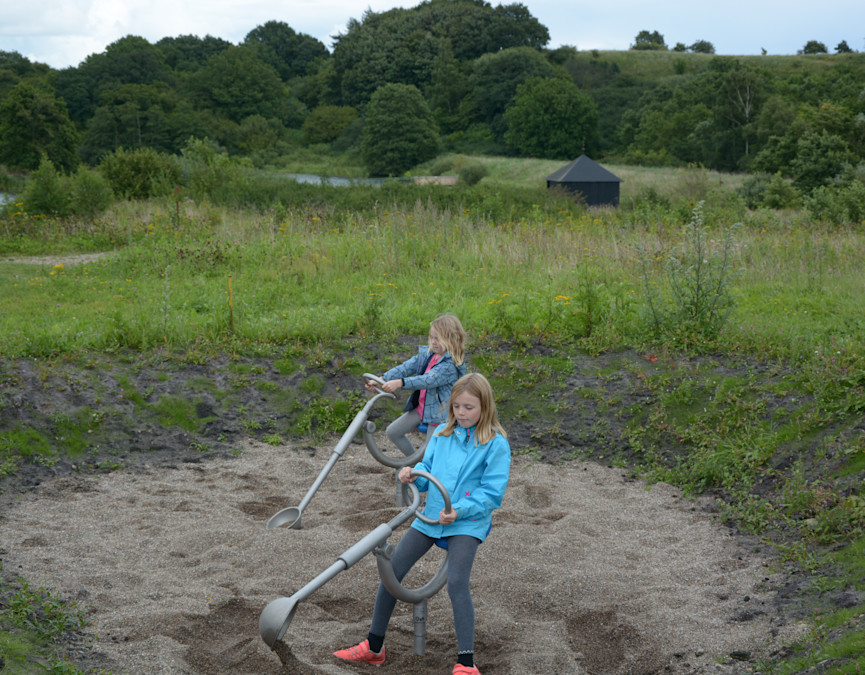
[
  {"xmin": 243, "ymin": 21, "xmax": 328, "ymax": 82},
  {"xmin": 0, "ymin": 83, "xmax": 79, "ymax": 171},
  {"xmin": 191, "ymin": 46, "xmax": 296, "ymax": 124},
  {"xmin": 631, "ymin": 30, "xmax": 667, "ymax": 51},
  {"xmin": 835, "ymin": 40, "xmax": 853, "ymax": 54},
  {"xmin": 689, "ymin": 40, "xmax": 715, "ymax": 54},
  {"xmin": 155, "ymin": 35, "xmax": 232, "ymax": 72},
  {"xmin": 79, "ymin": 83, "xmax": 207, "ymax": 163},
  {"xmin": 331, "ymin": 0, "xmax": 549, "ymax": 107},
  {"xmin": 53, "ymin": 35, "xmax": 174, "ymax": 125},
  {"xmin": 302, "ymin": 105, "xmax": 359, "ymax": 144},
  {"xmin": 801, "ymin": 40, "xmax": 828, "ymax": 55},
  {"xmin": 468, "ymin": 46, "xmax": 556, "ymax": 134},
  {"xmin": 361, "ymin": 83, "xmax": 439, "ymax": 176},
  {"xmin": 503, "ymin": 77, "xmax": 599, "ymax": 159},
  {"xmin": 791, "ymin": 129, "xmax": 854, "ymax": 192}
]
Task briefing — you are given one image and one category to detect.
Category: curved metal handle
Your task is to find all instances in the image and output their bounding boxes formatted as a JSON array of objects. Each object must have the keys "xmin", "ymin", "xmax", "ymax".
[
  {"xmin": 363, "ymin": 372, "xmax": 394, "ymax": 398},
  {"xmin": 363, "ymin": 420, "xmax": 425, "ymax": 468},
  {"xmin": 402, "ymin": 469, "xmax": 452, "ymax": 525},
  {"xmin": 375, "ymin": 470, "xmax": 452, "ymax": 603}
]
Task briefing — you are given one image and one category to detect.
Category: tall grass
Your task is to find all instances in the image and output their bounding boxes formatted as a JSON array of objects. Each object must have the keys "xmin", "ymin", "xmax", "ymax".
[{"xmin": 1, "ymin": 183, "xmax": 863, "ymax": 372}]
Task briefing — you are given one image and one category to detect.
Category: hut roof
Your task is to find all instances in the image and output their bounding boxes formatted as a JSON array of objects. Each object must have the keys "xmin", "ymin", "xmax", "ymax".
[{"xmin": 546, "ymin": 155, "xmax": 622, "ymax": 184}]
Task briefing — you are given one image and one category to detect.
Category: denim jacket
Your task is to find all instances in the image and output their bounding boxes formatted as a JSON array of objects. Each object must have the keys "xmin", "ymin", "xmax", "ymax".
[{"xmin": 382, "ymin": 346, "xmax": 466, "ymax": 425}]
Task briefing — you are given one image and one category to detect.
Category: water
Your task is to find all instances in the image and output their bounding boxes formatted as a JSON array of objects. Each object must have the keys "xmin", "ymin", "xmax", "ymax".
[{"xmin": 279, "ymin": 173, "xmax": 411, "ymax": 187}]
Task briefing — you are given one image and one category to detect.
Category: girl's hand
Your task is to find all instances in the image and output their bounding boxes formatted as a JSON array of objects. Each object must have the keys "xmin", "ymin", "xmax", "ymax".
[
  {"xmin": 398, "ymin": 467, "xmax": 415, "ymax": 484},
  {"xmin": 438, "ymin": 508, "xmax": 457, "ymax": 525},
  {"xmin": 381, "ymin": 379, "xmax": 401, "ymax": 394}
]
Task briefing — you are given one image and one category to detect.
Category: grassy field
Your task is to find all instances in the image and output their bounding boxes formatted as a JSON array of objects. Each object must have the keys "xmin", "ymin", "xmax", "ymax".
[{"xmin": 1, "ymin": 157, "xmax": 864, "ymax": 672}]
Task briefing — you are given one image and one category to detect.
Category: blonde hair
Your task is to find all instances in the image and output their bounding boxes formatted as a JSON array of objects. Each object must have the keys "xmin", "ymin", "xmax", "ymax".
[
  {"xmin": 438, "ymin": 373, "xmax": 507, "ymax": 445},
  {"xmin": 430, "ymin": 314, "xmax": 466, "ymax": 366}
]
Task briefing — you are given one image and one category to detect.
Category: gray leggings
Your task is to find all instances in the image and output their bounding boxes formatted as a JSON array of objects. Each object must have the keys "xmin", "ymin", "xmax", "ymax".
[
  {"xmin": 369, "ymin": 528, "xmax": 480, "ymax": 654},
  {"xmin": 386, "ymin": 410, "xmax": 436, "ymax": 457}
]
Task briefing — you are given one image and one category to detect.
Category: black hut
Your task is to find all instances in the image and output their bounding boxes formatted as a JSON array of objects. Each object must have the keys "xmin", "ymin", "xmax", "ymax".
[{"xmin": 546, "ymin": 155, "xmax": 622, "ymax": 207}]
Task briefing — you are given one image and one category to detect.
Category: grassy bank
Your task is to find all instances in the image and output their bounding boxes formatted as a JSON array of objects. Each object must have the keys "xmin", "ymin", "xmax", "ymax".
[{"xmin": 1, "ymin": 159, "xmax": 864, "ymax": 671}]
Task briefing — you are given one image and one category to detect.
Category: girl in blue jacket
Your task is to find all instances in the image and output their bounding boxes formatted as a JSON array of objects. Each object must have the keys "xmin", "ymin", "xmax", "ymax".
[
  {"xmin": 336, "ymin": 373, "xmax": 510, "ymax": 675},
  {"xmin": 366, "ymin": 314, "xmax": 467, "ymax": 457}
]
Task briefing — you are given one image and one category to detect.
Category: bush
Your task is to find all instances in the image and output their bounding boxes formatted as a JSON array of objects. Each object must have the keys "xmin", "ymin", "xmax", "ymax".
[
  {"xmin": 805, "ymin": 180, "xmax": 865, "ymax": 224},
  {"xmin": 761, "ymin": 173, "xmax": 801, "ymax": 209},
  {"xmin": 458, "ymin": 162, "xmax": 489, "ymax": 186},
  {"xmin": 99, "ymin": 147, "xmax": 181, "ymax": 200},
  {"xmin": 178, "ymin": 137, "xmax": 248, "ymax": 203},
  {"xmin": 69, "ymin": 167, "xmax": 114, "ymax": 217},
  {"xmin": 21, "ymin": 157, "xmax": 70, "ymax": 216}
]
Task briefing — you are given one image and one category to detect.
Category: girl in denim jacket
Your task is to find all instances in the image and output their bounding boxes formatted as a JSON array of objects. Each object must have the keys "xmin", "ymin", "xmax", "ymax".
[{"xmin": 366, "ymin": 314, "xmax": 467, "ymax": 457}]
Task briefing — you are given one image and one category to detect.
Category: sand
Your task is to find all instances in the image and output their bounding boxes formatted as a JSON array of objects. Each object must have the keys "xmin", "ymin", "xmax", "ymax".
[{"xmin": 0, "ymin": 434, "xmax": 807, "ymax": 674}]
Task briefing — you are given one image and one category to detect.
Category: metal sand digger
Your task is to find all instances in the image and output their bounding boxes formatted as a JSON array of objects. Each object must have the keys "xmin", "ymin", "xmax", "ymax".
[{"xmin": 259, "ymin": 373, "xmax": 452, "ymax": 657}]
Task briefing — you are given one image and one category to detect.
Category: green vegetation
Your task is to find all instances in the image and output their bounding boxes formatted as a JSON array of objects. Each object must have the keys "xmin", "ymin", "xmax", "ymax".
[
  {"xmin": 0, "ymin": 572, "xmax": 89, "ymax": 674},
  {"xmin": 4, "ymin": 155, "xmax": 864, "ymax": 669},
  {"xmin": 2, "ymin": 4, "xmax": 865, "ymax": 664}
]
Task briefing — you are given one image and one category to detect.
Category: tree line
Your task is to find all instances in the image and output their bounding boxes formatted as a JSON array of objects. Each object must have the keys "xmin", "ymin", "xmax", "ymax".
[{"xmin": 1, "ymin": 0, "xmax": 863, "ymax": 196}]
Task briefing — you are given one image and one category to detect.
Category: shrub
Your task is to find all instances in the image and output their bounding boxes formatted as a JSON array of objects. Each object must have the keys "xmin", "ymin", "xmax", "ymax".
[
  {"xmin": 805, "ymin": 180, "xmax": 865, "ymax": 224},
  {"xmin": 69, "ymin": 167, "xmax": 114, "ymax": 217},
  {"xmin": 99, "ymin": 147, "xmax": 181, "ymax": 200},
  {"xmin": 178, "ymin": 137, "xmax": 248, "ymax": 203},
  {"xmin": 458, "ymin": 162, "xmax": 489, "ymax": 186},
  {"xmin": 21, "ymin": 157, "xmax": 70, "ymax": 217}
]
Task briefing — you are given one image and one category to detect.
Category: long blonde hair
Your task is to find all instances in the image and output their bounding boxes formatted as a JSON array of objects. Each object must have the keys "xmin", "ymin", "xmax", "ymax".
[
  {"xmin": 430, "ymin": 314, "xmax": 466, "ymax": 366},
  {"xmin": 438, "ymin": 373, "xmax": 507, "ymax": 445}
]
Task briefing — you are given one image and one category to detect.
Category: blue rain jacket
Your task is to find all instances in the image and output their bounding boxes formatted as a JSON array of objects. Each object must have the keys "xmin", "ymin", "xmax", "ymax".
[{"xmin": 409, "ymin": 425, "xmax": 510, "ymax": 542}]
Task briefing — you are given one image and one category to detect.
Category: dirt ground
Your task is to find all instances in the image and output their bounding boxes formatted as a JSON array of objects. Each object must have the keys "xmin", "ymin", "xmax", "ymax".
[
  {"xmin": 0, "ymin": 308, "xmax": 831, "ymax": 674},
  {"xmin": 1, "ymin": 428, "xmax": 810, "ymax": 675}
]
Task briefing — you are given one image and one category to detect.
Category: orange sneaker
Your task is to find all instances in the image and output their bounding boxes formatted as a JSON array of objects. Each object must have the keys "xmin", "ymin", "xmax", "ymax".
[
  {"xmin": 333, "ymin": 639, "xmax": 386, "ymax": 665},
  {"xmin": 453, "ymin": 665, "xmax": 481, "ymax": 675}
]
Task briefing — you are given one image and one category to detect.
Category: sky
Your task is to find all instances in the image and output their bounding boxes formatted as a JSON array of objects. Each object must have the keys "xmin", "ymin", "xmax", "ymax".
[{"xmin": 2, "ymin": 0, "xmax": 864, "ymax": 70}]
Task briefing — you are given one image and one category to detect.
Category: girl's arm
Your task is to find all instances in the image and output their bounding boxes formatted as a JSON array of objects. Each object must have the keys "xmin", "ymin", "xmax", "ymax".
[
  {"xmin": 408, "ymin": 434, "xmax": 439, "ymax": 493},
  {"xmin": 382, "ymin": 353, "xmax": 421, "ymax": 383},
  {"xmin": 402, "ymin": 358, "xmax": 459, "ymax": 391}
]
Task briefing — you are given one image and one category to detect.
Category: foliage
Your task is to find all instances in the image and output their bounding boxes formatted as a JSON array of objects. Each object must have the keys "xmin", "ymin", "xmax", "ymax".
[
  {"xmin": 361, "ymin": 83, "xmax": 440, "ymax": 176},
  {"xmin": 98, "ymin": 146, "xmax": 182, "ymax": 199},
  {"xmin": 330, "ymin": 0, "xmax": 549, "ymax": 107},
  {"xmin": 301, "ymin": 105, "xmax": 359, "ymax": 145},
  {"xmin": 805, "ymin": 179, "xmax": 865, "ymax": 223},
  {"xmin": 190, "ymin": 45, "xmax": 297, "ymax": 125},
  {"xmin": 20, "ymin": 157, "xmax": 69, "ymax": 216},
  {"xmin": 457, "ymin": 162, "xmax": 489, "ymax": 186},
  {"xmin": 242, "ymin": 20, "xmax": 328, "ymax": 82},
  {"xmin": 0, "ymin": 575, "xmax": 85, "ymax": 673},
  {"xmin": 689, "ymin": 40, "xmax": 715, "ymax": 54},
  {"xmin": 801, "ymin": 40, "xmax": 828, "ymax": 55},
  {"xmin": 638, "ymin": 202, "xmax": 739, "ymax": 343},
  {"xmin": 468, "ymin": 47, "xmax": 557, "ymax": 135},
  {"xmin": 503, "ymin": 77, "xmax": 599, "ymax": 159},
  {"xmin": 791, "ymin": 129, "xmax": 856, "ymax": 192},
  {"xmin": 69, "ymin": 167, "xmax": 115, "ymax": 218},
  {"xmin": 178, "ymin": 137, "xmax": 248, "ymax": 202},
  {"xmin": 631, "ymin": 30, "xmax": 667, "ymax": 51},
  {"xmin": 0, "ymin": 83, "xmax": 80, "ymax": 172}
]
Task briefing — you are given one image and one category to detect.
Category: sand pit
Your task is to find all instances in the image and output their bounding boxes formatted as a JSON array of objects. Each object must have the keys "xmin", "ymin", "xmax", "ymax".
[{"xmin": 0, "ymin": 435, "xmax": 803, "ymax": 674}]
